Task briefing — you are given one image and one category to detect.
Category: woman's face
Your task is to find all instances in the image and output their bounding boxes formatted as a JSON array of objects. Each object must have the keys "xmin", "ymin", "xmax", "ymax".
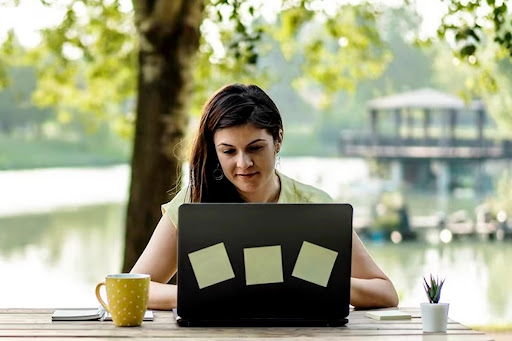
[{"xmin": 213, "ymin": 124, "xmax": 281, "ymax": 199}]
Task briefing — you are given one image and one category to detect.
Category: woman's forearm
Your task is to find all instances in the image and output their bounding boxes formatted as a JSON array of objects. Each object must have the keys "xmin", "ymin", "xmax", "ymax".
[
  {"xmin": 148, "ymin": 278, "xmax": 397, "ymax": 310},
  {"xmin": 147, "ymin": 281, "xmax": 177, "ymax": 310},
  {"xmin": 350, "ymin": 277, "xmax": 399, "ymax": 309}
]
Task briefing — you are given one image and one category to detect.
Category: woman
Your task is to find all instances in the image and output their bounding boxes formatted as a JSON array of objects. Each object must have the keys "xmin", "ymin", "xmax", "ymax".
[{"xmin": 130, "ymin": 83, "xmax": 399, "ymax": 309}]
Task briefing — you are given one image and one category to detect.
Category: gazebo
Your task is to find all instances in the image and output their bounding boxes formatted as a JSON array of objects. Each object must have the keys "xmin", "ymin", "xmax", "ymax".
[
  {"xmin": 338, "ymin": 88, "xmax": 511, "ymax": 197},
  {"xmin": 366, "ymin": 88, "xmax": 486, "ymax": 146}
]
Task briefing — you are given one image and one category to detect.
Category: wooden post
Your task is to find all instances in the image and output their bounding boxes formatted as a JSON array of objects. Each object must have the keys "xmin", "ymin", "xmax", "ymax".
[
  {"xmin": 449, "ymin": 109, "xmax": 457, "ymax": 145},
  {"xmin": 394, "ymin": 108, "xmax": 402, "ymax": 139},
  {"xmin": 476, "ymin": 108, "xmax": 485, "ymax": 145},
  {"xmin": 406, "ymin": 109, "xmax": 414, "ymax": 140},
  {"xmin": 433, "ymin": 160, "xmax": 450, "ymax": 207},
  {"xmin": 370, "ymin": 108, "xmax": 378, "ymax": 144},
  {"xmin": 423, "ymin": 108, "xmax": 431, "ymax": 143},
  {"xmin": 391, "ymin": 160, "xmax": 403, "ymax": 189}
]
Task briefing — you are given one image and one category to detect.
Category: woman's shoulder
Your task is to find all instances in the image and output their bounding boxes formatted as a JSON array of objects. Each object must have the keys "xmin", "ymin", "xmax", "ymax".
[
  {"xmin": 278, "ymin": 171, "xmax": 333, "ymax": 203},
  {"xmin": 161, "ymin": 186, "xmax": 191, "ymax": 227}
]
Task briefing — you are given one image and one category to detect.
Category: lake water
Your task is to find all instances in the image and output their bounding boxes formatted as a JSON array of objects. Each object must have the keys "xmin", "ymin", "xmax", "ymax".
[{"xmin": 1, "ymin": 158, "xmax": 511, "ymax": 327}]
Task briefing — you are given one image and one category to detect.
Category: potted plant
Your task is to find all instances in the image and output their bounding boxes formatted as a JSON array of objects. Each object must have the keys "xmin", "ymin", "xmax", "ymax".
[{"xmin": 421, "ymin": 275, "xmax": 449, "ymax": 333}]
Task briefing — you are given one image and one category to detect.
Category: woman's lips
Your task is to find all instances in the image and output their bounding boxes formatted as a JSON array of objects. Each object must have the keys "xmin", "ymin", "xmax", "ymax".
[{"xmin": 237, "ymin": 172, "xmax": 258, "ymax": 179}]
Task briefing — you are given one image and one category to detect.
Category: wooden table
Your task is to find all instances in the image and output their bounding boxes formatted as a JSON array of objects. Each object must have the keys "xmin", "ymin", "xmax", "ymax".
[{"xmin": 0, "ymin": 308, "xmax": 493, "ymax": 340}]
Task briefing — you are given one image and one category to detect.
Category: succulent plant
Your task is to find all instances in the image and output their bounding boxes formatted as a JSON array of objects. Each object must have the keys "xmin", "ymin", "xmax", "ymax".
[{"xmin": 423, "ymin": 274, "xmax": 445, "ymax": 304}]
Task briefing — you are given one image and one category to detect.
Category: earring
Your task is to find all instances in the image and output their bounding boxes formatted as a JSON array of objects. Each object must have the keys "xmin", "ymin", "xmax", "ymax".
[
  {"xmin": 213, "ymin": 163, "xmax": 224, "ymax": 181},
  {"xmin": 275, "ymin": 151, "xmax": 281, "ymax": 169}
]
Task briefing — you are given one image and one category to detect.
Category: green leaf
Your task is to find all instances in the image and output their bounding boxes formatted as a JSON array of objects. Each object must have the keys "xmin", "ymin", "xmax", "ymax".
[
  {"xmin": 460, "ymin": 44, "xmax": 476, "ymax": 56},
  {"xmin": 423, "ymin": 275, "xmax": 445, "ymax": 303}
]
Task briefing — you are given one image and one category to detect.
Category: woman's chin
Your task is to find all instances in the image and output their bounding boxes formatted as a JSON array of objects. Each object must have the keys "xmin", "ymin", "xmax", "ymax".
[
  {"xmin": 236, "ymin": 184, "xmax": 259, "ymax": 194},
  {"xmin": 233, "ymin": 180, "xmax": 261, "ymax": 196}
]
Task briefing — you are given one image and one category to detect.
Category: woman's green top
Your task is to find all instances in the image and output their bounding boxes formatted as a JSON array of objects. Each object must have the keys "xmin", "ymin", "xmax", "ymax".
[{"xmin": 161, "ymin": 170, "xmax": 333, "ymax": 228}]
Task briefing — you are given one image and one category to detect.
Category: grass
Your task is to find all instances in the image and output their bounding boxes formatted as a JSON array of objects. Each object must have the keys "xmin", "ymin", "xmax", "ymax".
[{"xmin": 0, "ymin": 135, "xmax": 131, "ymax": 170}]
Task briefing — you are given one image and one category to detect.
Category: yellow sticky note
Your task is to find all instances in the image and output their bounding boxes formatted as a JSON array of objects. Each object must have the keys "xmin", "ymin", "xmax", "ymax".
[
  {"xmin": 188, "ymin": 242, "xmax": 235, "ymax": 289},
  {"xmin": 244, "ymin": 246, "xmax": 284, "ymax": 286},
  {"xmin": 292, "ymin": 241, "xmax": 338, "ymax": 287}
]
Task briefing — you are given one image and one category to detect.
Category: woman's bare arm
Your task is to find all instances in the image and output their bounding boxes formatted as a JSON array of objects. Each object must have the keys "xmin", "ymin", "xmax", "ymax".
[
  {"xmin": 131, "ymin": 217, "xmax": 398, "ymax": 310},
  {"xmin": 350, "ymin": 231, "xmax": 399, "ymax": 308},
  {"xmin": 130, "ymin": 215, "xmax": 178, "ymax": 310}
]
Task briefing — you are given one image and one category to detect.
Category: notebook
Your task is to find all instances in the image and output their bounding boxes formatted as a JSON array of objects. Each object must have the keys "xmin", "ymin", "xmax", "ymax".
[
  {"xmin": 52, "ymin": 307, "xmax": 153, "ymax": 321},
  {"xmin": 365, "ymin": 310, "xmax": 412, "ymax": 320},
  {"xmin": 175, "ymin": 203, "xmax": 353, "ymax": 327}
]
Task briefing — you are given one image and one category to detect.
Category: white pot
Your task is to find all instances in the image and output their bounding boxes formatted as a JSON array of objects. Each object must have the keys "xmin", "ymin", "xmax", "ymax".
[{"xmin": 421, "ymin": 302, "xmax": 449, "ymax": 333}]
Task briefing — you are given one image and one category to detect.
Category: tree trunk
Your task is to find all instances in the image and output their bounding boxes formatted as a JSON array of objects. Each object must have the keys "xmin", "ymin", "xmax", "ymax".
[{"xmin": 122, "ymin": 0, "xmax": 203, "ymax": 272}]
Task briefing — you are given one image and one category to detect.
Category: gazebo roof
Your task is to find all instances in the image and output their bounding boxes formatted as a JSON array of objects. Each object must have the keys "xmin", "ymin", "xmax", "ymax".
[{"xmin": 368, "ymin": 88, "xmax": 468, "ymax": 110}]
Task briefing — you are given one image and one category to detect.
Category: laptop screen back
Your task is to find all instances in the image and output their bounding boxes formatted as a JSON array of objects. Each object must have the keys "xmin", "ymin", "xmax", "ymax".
[{"xmin": 177, "ymin": 203, "xmax": 353, "ymax": 321}]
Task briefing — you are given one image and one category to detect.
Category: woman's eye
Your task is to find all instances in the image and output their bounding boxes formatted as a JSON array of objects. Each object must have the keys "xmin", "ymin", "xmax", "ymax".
[
  {"xmin": 249, "ymin": 146, "xmax": 263, "ymax": 152},
  {"xmin": 223, "ymin": 149, "xmax": 235, "ymax": 155}
]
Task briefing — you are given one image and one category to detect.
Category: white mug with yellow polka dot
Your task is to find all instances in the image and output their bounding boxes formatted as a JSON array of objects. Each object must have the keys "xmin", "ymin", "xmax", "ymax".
[{"xmin": 95, "ymin": 273, "xmax": 150, "ymax": 327}]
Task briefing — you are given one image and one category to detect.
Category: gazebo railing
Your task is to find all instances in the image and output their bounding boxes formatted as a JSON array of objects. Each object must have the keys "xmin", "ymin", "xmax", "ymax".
[{"xmin": 339, "ymin": 133, "xmax": 512, "ymax": 159}]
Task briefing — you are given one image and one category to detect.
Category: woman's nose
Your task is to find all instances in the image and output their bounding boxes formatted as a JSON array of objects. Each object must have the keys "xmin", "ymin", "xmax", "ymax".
[{"xmin": 237, "ymin": 152, "xmax": 253, "ymax": 168}]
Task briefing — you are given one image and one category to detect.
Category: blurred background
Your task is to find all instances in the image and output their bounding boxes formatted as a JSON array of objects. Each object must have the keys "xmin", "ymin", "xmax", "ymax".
[{"xmin": 1, "ymin": 0, "xmax": 512, "ymax": 336}]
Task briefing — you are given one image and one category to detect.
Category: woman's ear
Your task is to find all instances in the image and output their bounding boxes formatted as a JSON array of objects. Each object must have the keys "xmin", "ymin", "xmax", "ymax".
[{"xmin": 276, "ymin": 129, "xmax": 283, "ymax": 153}]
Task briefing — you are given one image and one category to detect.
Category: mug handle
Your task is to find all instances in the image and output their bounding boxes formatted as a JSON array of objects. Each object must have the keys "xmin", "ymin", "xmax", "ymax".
[{"xmin": 95, "ymin": 282, "xmax": 110, "ymax": 313}]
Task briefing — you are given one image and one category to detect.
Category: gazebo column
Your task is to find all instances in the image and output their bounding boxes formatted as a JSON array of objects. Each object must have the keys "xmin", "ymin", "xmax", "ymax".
[
  {"xmin": 391, "ymin": 159, "xmax": 404, "ymax": 189},
  {"xmin": 433, "ymin": 160, "xmax": 450, "ymax": 208},
  {"xmin": 449, "ymin": 109, "xmax": 457, "ymax": 145},
  {"xmin": 370, "ymin": 108, "xmax": 378, "ymax": 144},
  {"xmin": 394, "ymin": 108, "xmax": 402, "ymax": 139},
  {"xmin": 475, "ymin": 159, "xmax": 485, "ymax": 195},
  {"xmin": 406, "ymin": 109, "xmax": 414, "ymax": 140},
  {"xmin": 476, "ymin": 108, "xmax": 485, "ymax": 145},
  {"xmin": 423, "ymin": 108, "xmax": 431, "ymax": 143},
  {"xmin": 439, "ymin": 110, "xmax": 447, "ymax": 147}
]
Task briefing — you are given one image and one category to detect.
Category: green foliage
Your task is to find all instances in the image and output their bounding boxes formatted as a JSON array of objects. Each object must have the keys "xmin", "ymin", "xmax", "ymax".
[
  {"xmin": 429, "ymin": 39, "xmax": 512, "ymax": 134},
  {"xmin": 0, "ymin": 66, "xmax": 53, "ymax": 134},
  {"xmin": 272, "ymin": 3, "xmax": 392, "ymax": 107},
  {"xmin": 191, "ymin": 0, "xmax": 391, "ymax": 113},
  {"xmin": 1, "ymin": 1, "xmax": 389, "ymax": 124},
  {"xmin": 0, "ymin": 2, "xmax": 432, "ymax": 170},
  {"xmin": 0, "ymin": 29, "xmax": 20, "ymax": 89},
  {"xmin": 2, "ymin": 0, "xmax": 137, "ymax": 135},
  {"xmin": 436, "ymin": 0, "xmax": 511, "ymax": 58},
  {"xmin": 373, "ymin": 192, "xmax": 403, "ymax": 233},
  {"xmin": 0, "ymin": 63, "xmax": 131, "ymax": 170},
  {"xmin": 423, "ymin": 274, "xmax": 445, "ymax": 304},
  {"xmin": 2, "ymin": 0, "xmax": 510, "ymax": 168},
  {"xmin": 312, "ymin": 6, "xmax": 437, "ymax": 138},
  {"xmin": 486, "ymin": 170, "xmax": 512, "ymax": 219},
  {"xmin": 413, "ymin": 1, "xmax": 512, "ymax": 128},
  {"xmin": 373, "ymin": 212, "xmax": 400, "ymax": 233},
  {"xmin": 376, "ymin": 7, "xmax": 435, "ymax": 91},
  {"xmin": 190, "ymin": 0, "xmax": 270, "ymax": 116}
]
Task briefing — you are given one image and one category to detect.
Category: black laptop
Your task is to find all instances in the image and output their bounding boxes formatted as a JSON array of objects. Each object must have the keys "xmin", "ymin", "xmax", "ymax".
[{"xmin": 175, "ymin": 203, "xmax": 353, "ymax": 327}]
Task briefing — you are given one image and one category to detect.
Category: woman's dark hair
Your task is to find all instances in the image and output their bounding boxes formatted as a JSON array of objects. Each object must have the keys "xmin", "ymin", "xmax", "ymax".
[{"xmin": 188, "ymin": 83, "xmax": 283, "ymax": 202}]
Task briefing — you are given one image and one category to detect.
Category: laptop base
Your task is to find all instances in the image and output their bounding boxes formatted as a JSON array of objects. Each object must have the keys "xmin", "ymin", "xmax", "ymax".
[{"xmin": 174, "ymin": 310, "xmax": 348, "ymax": 327}]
